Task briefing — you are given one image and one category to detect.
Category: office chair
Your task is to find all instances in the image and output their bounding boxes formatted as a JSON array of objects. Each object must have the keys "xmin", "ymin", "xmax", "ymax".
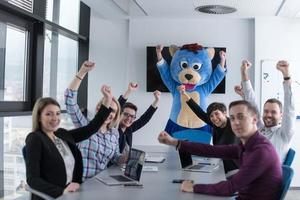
[
  {"xmin": 279, "ymin": 165, "xmax": 294, "ymax": 200},
  {"xmin": 173, "ymin": 129, "xmax": 212, "ymax": 144},
  {"xmin": 22, "ymin": 146, "xmax": 55, "ymax": 200},
  {"xmin": 283, "ymin": 148, "xmax": 295, "ymax": 166}
]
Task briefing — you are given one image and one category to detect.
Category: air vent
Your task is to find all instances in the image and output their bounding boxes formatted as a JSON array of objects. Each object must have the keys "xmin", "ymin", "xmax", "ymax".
[
  {"xmin": 7, "ymin": 0, "xmax": 33, "ymax": 13},
  {"xmin": 195, "ymin": 5, "xmax": 237, "ymax": 15}
]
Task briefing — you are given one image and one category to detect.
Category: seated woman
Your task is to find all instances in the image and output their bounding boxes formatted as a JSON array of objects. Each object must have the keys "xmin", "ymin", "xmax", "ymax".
[
  {"xmin": 26, "ymin": 85, "xmax": 113, "ymax": 199},
  {"xmin": 64, "ymin": 61, "xmax": 126, "ymax": 180}
]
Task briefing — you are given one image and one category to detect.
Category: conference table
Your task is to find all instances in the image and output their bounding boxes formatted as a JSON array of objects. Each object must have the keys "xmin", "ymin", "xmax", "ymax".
[{"xmin": 57, "ymin": 145, "xmax": 233, "ymax": 200}]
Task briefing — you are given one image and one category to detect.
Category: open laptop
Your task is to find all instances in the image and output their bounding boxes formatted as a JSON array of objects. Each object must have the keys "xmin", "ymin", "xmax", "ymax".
[
  {"xmin": 178, "ymin": 150, "xmax": 219, "ymax": 173},
  {"xmin": 95, "ymin": 148, "xmax": 145, "ymax": 186}
]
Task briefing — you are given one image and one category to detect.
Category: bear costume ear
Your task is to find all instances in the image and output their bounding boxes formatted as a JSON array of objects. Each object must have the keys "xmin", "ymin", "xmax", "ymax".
[
  {"xmin": 169, "ymin": 45, "xmax": 180, "ymax": 57},
  {"xmin": 207, "ymin": 48, "xmax": 215, "ymax": 60}
]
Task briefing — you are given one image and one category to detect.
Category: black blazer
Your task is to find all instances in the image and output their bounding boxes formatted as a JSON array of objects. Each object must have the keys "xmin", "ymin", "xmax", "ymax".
[{"xmin": 25, "ymin": 105, "xmax": 112, "ymax": 200}]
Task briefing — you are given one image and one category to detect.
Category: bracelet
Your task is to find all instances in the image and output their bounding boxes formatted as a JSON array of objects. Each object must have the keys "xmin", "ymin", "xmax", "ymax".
[
  {"xmin": 283, "ymin": 76, "xmax": 291, "ymax": 81},
  {"xmin": 76, "ymin": 75, "xmax": 83, "ymax": 80},
  {"xmin": 176, "ymin": 140, "xmax": 181, "ymax": 150}
]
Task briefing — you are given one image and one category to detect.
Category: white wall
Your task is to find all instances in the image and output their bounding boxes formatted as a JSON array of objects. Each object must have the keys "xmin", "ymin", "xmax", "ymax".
[
  {"xmin": 87, "ymin": 11, "xmax": 129, "ymax": 114},
  {"xmin": 255, "ymin": 17, "xmax": 300, "ymax": 187}
]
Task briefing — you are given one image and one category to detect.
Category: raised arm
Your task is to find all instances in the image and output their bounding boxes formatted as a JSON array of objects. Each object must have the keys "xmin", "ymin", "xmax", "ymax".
[
  {"xmin": 65, "ymin": 61, "xmax": 95, "ymax": 127},
  {"xmin": 118, "ymin": 82, "xmax": 138, "ymax": 108},
  {"xmin": 276, "ymin": 61, "xmax": 295, "ymax": 142},
  {"xmin": 129, "ymin": 90, "xmax": 160, "ymax": 132},
  {"xmin": 156, "ymin": 44, "xmax": 163, "ymax": 62},
  {"xmin": 68, "ymin": 61, "xmax": 95, "ymax": 90},
  {"xmin": 178, "ymin": 85, "xmax": 212, "ymax": 125},
  {"xmin": 240, "ymin": 60, "xmax": 264, "ymax": 128},
  {"xmin": 68, "ymin": 85, "xmax": 113, "ymax": 142},
  {"xmin": 202, "ymin": 51, "xmax": 227, "ymax": 95},
  {"xmin": 156, "ymin": 45, "xmax": 177, "ymax": 93}
]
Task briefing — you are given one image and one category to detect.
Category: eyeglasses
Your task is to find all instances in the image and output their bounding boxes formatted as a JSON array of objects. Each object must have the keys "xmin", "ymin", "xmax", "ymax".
[{"xmin": 123, "ymin": 112, "xmax": 136, "ymax": 119}]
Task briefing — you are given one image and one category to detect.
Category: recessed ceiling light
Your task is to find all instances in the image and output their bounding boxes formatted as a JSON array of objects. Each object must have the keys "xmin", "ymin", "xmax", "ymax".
[{"xmin": 195, "ymin": 5, "xmax": 237, "ymax": 15}]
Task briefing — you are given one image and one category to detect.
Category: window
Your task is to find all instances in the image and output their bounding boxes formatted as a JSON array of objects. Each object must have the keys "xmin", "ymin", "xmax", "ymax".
[
  {"xmin": 0, "ymin": 2, "xmax": 90, "ymax": 199},
  {"xmin": 46, "ymin": 0, "xmax": 80, "ymax": 33},
  {"xmin": 43, "ymin": 29, "xmax": 78, "ymax": 110},
  {"xmin": 0, "ymin": 24, "xmax": 28, "ymax": 102}
]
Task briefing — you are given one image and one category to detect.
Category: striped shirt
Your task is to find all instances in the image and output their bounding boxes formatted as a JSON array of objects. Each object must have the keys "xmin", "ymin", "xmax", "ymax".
[{"xmin": 64, "ymin": 89, "xmax": 120, "ymax": 180}]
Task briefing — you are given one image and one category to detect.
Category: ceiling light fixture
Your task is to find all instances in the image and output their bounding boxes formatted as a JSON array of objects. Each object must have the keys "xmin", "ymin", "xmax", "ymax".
[{"xmin": 195, "ymin": 5, "xmax": 237, "ymax": 15}]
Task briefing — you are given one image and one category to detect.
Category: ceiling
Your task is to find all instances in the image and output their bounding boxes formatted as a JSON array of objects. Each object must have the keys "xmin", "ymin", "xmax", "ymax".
[{"xmin": 82, "ymin": 0, "xmax": 300, "ymax": 19}]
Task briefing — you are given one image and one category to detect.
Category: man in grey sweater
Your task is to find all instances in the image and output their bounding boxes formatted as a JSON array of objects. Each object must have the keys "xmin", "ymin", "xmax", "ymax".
[{"xmin": 234, "ymin": 60, "xmax": 295, "ymax": 162}]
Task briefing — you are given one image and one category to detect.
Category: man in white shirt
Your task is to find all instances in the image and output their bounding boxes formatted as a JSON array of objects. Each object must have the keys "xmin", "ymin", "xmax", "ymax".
[{"xmin": 234, "ymin": 60, "xmax": 295, "ymax": 162}]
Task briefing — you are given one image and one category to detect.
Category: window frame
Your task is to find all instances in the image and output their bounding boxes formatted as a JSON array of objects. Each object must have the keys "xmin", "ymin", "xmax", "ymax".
[{"xmin": 0, "ymin": 1, "xmax": 90, "ymax": 116}]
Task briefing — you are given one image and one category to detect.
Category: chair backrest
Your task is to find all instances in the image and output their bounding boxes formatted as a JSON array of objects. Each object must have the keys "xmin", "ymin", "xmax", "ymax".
[
  {"xmin": 279, "ymin": 165, "xmax": 294, "ymax": 200},
  {"xmin": 22, "ymin": 146, "xmax": 55, "ymax": 200},
  {"xmin": 173, "ymin": 130, "xmax": 212, "ymax": 144},
  {"xmin": 283, "ymin": 148, "xmax": 296, "ymax": 166}
]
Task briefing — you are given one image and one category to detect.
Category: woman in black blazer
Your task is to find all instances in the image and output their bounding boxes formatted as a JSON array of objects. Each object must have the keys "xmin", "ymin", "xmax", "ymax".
[{"xmin": 25, "ymin": 85, "xmax": 117, "ymax": 199}]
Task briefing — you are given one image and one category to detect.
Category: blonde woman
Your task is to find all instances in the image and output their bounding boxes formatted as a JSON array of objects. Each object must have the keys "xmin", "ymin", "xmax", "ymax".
[
  {"xmin": 26, "ymin": 86, "xmax": 113, "ymax": 199},
  {"xmin": 64, "ymin": 61, "xmax": 126, "ymax": 180}
]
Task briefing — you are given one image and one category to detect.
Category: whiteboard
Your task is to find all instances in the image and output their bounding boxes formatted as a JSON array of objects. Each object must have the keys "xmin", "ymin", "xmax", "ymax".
[{"xmin": 261, "ymin": 60, "xmax": 300, "ymax": 119}]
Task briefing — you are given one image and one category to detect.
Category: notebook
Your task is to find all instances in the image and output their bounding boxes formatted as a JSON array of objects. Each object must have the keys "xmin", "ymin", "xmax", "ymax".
[
  {"xmin": 178, "ymin": 150, "xmax": 219, "ymax": 173},
  {"xmin": 95, "ymin": 148, "xmax": 146, "ymax": 185}
]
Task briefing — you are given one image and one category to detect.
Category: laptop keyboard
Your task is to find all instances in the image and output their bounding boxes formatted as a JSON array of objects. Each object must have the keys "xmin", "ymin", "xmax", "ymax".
[{"xmin": 110, "ymin": 175, "xmax": 132, "ymax": 182}]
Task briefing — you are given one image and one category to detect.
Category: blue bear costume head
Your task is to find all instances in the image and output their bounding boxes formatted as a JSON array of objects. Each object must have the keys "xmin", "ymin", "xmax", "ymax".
[{"xmin": 169, "ymin": 43, "xmax": 215, "ymax": 90}]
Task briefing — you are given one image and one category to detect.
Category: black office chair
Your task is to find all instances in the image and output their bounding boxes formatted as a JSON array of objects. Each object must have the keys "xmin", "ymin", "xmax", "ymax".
[{"xmin": 22, "ymin": 146, "xmax": 55, "ymax": 200}]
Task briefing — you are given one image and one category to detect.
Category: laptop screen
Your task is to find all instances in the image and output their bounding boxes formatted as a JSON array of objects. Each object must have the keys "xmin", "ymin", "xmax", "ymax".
[
  {"xmin": 178, "ymin": 150, "xmax": 193, "ymax": 168},
  {"xmin": 124, "ymin": 148, "xmax": 146, "ymax": 181}
]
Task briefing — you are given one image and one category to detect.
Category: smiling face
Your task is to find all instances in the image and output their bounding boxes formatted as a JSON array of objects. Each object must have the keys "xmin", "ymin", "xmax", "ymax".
[
  {"xmin": 209, "ymin": 109, "xmax": 227, "ymax": 128},
  {"xmin": 263, "ymin": 102, "xmax": 282, "ymax": 127},
  {"xmin": 120, "ymin": 107, "xmax": 137, "ymax": 128},
  {"xmin": 39, "ymin": 104, "xmax": 61, "ymax": 134}
]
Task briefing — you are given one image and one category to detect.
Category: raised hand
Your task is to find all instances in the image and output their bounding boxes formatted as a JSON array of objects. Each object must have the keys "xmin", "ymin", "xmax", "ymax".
[
  {"xmin": 153, "ymin": 90, "xmax": 161, "ymax": 101},
  {"xmin": 122, "ymin": 82, "xmax": 138, "ymax": 100},
  {"xmin": 78, "ymin": 61, "xmax": 95, "ymax": 77},
  {"xmin": 234, "ymin": 85, "xmax": 244, "ymax": 98},
  {"xmin": 156, "ymin": 45, "xmax": 164, "ymax": 61},
  {"xmin": 181, "ymin": 180, "xmax": 194, "ymax": 193},
  {"xmin": 219, "ymin": 51, "xmax": 226, "ymax": 68},
  {"xmin": 128, "ymin": 82, "xmax": 138, "ymax": 92},
  {"xmin": 156, "ymin": 45, "xmax": 163, "ymax": 53},
  {"xmin": 152, "ymin": 90, "xmax": 161, "ymax": 108},
  {"xmin": 64, "ymin": 182, "xmax": 80, "ymax": 193},
  {"xmin": 276, "ymin": 60, "xmax": 290, "ymax": 78},
  {"xmin": 241, "ymin": 60, "xmax": 252, "ymax": 72},
  {"xmin": 240, "ymin": 60, "xmax": 252, "ymax": 81},
  {"xmin": 177, "ymin": 85, "xmax": 190, "ymax": 100},
  {"xmin": 101, "ymin": 85, "xmax": 113, "ymax": 108}
]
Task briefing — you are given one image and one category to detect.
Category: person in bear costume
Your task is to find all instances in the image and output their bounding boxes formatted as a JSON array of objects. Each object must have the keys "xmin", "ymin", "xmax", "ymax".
[{"xmin": 156, "ymin": 43, "xmax": 226, "ymax": 138}]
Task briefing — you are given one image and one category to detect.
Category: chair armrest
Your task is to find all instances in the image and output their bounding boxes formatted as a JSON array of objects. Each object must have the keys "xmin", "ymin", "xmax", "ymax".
[{"xmin": 25, "ymin": 184, "xmax": 55, "ymax": 200}]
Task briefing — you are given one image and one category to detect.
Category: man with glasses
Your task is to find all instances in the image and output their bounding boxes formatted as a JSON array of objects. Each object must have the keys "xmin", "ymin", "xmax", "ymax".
[{"xmin": 118, "ymin": 82, "xmax": 161, "ymax": 153}]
